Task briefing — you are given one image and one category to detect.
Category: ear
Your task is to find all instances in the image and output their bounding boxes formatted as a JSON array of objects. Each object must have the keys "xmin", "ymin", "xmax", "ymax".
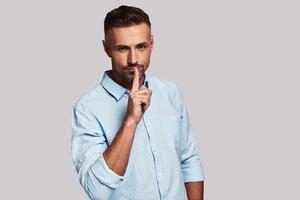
[
  {"xmin": 102, "ymin": 40, "xmax": 111, "ymax": 57},
  {"xmin": 150, "ymin": 34, "xmax": 154, "ymax": 51}
]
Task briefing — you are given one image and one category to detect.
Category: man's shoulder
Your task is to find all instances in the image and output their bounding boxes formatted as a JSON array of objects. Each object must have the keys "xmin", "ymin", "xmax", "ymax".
[
  {"xmin": 148, "ymin": 75, "xmax": 179, "ymax": 93},
  {"xmin": 73, "ymin": 84, "xmax": 105, "ymax": 110},
  {"xmin": 148, "ymin": 75, "xmax": 183, "ymax": 105},
  {"xmin": 148, "ymin": 75, "xmax": 184, "ymax": 114}
]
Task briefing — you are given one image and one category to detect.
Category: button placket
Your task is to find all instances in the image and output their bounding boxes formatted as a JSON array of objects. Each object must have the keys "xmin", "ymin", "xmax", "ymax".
[{"xmin": 142, "ymin": 110, "xmax": 166, "ymax": 198}]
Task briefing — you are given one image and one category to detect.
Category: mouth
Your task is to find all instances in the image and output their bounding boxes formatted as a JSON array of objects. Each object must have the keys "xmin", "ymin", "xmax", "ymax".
[
  {"xmin": 125, "ymin": 68, "xmax": 135, "ymax": 71},
  {"xmin": 124, "ymin": 66, "xmax": 143, "ymax": 72}
]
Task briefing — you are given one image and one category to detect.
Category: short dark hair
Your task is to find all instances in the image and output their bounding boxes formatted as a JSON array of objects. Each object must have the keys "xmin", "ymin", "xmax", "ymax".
[{"xmin": 104, "ymin": 5, "xmax": 151, "ymax": 34}]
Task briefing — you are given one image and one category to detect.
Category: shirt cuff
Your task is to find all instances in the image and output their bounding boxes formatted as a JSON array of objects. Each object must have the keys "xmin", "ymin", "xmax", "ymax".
[
  {"xmin": 182, "ymin": 163, "xmax": 205, "ymax": 183},
  {"xmin": 90, "ymin": 154, "xmax": 124, "ymax": 189}
]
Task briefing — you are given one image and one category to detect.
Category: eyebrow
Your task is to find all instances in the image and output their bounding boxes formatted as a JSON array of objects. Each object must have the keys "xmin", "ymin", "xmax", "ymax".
[{"xmin": 115, "ymin": 42, "xmax": 149, "ymax": 49}]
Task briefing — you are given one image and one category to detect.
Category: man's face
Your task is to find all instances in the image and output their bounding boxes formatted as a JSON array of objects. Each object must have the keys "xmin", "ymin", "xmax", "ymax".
[{"xmin": 103, "ymin": 23, "xmax": 153, "ymax": 87}]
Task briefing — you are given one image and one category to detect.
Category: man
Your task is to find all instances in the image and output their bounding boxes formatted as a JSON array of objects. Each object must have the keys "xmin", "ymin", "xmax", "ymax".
[{"xmin": 72, "ymin": 5, "xmax": 204, "ymax": 200}]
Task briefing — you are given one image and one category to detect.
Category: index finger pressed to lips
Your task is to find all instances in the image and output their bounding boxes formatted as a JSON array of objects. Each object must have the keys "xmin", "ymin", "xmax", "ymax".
[{"xmin": 131, "ymin": 67, "xmax": 139, "ymax": 92}]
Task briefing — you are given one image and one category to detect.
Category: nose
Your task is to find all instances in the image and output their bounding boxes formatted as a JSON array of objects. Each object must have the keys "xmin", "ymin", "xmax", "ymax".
[{"xmin": 128, "ymin": 49, "xmax": 138, "ymax": 65}]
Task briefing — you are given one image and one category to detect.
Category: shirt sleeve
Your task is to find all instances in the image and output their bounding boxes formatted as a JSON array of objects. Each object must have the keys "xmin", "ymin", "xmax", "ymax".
[
  {"xmin": 174, "ymin": 85, "xmax": 205, "ymax": 183},
  {"xmin": 71, "ymin": 106, "xmax": 123, "ymax": 200}
]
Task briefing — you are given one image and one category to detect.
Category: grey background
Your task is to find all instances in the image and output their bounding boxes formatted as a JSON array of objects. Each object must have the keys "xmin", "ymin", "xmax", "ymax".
[{"xmin": 0, "ymin": 0, "xmax": 299, "ymax": 199}]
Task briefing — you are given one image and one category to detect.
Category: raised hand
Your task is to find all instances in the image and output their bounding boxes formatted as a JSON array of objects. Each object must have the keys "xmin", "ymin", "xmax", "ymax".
[{"xmin": 125, "ymin": 67, "xmax": 152, "ymax": 125}]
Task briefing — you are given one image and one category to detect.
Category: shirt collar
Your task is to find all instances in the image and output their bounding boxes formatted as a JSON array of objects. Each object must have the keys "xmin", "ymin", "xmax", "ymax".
[{"xmin": 100, "ymin": 70, "xmax": 149, "ymax": 101}]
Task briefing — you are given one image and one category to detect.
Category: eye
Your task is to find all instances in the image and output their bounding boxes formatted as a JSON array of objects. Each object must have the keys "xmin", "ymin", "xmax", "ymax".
[
  {"xmin": 117, "ymin": 46, "xmax": 129, "ymax": 52},
  {"xmin": 137, "ymin": 44, "xmax": 148, "ymax": 50}
]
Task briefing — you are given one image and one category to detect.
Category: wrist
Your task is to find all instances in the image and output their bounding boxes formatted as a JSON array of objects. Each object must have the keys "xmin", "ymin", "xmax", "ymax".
[{"xmin": 123, "ymin": 117, "xmax": 138, "ymax": 128}]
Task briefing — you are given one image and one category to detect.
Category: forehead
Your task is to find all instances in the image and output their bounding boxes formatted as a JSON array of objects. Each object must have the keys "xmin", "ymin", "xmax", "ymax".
[{"xmin": 106, "ymin": 23, "xmax": 151, "ymax": 45}]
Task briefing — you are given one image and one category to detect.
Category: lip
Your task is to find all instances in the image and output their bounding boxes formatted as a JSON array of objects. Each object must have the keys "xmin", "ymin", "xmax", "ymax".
[{"xmin": 125, "ymin": 67, "xmax": 141, "ymax": 71}]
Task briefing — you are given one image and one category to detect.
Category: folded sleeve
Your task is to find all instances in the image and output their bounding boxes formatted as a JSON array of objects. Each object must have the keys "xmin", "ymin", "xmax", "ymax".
[
  {"xmin": 174, "ymin": 85, "xmax": 205, "ymax": 183},
  {"xmin": 71, "ymin": 106, "xmax": 123, "ymax": 200}
]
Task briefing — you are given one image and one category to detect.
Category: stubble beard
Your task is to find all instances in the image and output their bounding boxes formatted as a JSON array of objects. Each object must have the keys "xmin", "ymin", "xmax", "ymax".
[{"xmin": 119, "ymin": 66, "xmax": 145, "ymax": 83}]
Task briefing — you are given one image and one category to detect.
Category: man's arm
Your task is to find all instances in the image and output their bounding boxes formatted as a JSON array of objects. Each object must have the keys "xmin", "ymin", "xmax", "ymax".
[
  {"xmin": 103, "ymin": 67, "xmax": 152, "ymax": 176},
  {"xmin": 172, "ymin": 83, "xmax": 205, "ymax": 199},
  {"xmin": 185, "ymin": 181, "xmax": 204, "ymax": 200},
  {"xmin": 102, "ymin": 118, "xmax": 137, "ymax": 176}
]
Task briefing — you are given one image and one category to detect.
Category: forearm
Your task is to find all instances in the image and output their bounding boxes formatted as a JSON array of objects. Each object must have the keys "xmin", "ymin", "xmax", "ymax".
[
  {"xmin": 103, "ymin": 119, "xmax": 137, "ymax": 176},
  {"xmin": 103, "ymin": 68, "xmax": 151, "ymax": 177},
  {"xmin": 185, "ymin": 181, "xmax": 204, "ymax": 200}
]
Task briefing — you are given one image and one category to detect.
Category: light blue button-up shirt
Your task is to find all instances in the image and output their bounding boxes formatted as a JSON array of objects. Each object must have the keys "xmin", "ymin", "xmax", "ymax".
[{"xmin": 72, "ymin": 70, "xmax": 204, "ymax": 200}]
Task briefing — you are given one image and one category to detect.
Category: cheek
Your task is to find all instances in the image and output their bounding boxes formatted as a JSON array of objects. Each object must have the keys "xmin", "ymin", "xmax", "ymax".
[
  {"xmin": 142, "ymin": 51, "xmax": 152, "ymax": 65},
  {"xmin": 111, "ymin": 53, "xmax": 127, "ymax": 66}
]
